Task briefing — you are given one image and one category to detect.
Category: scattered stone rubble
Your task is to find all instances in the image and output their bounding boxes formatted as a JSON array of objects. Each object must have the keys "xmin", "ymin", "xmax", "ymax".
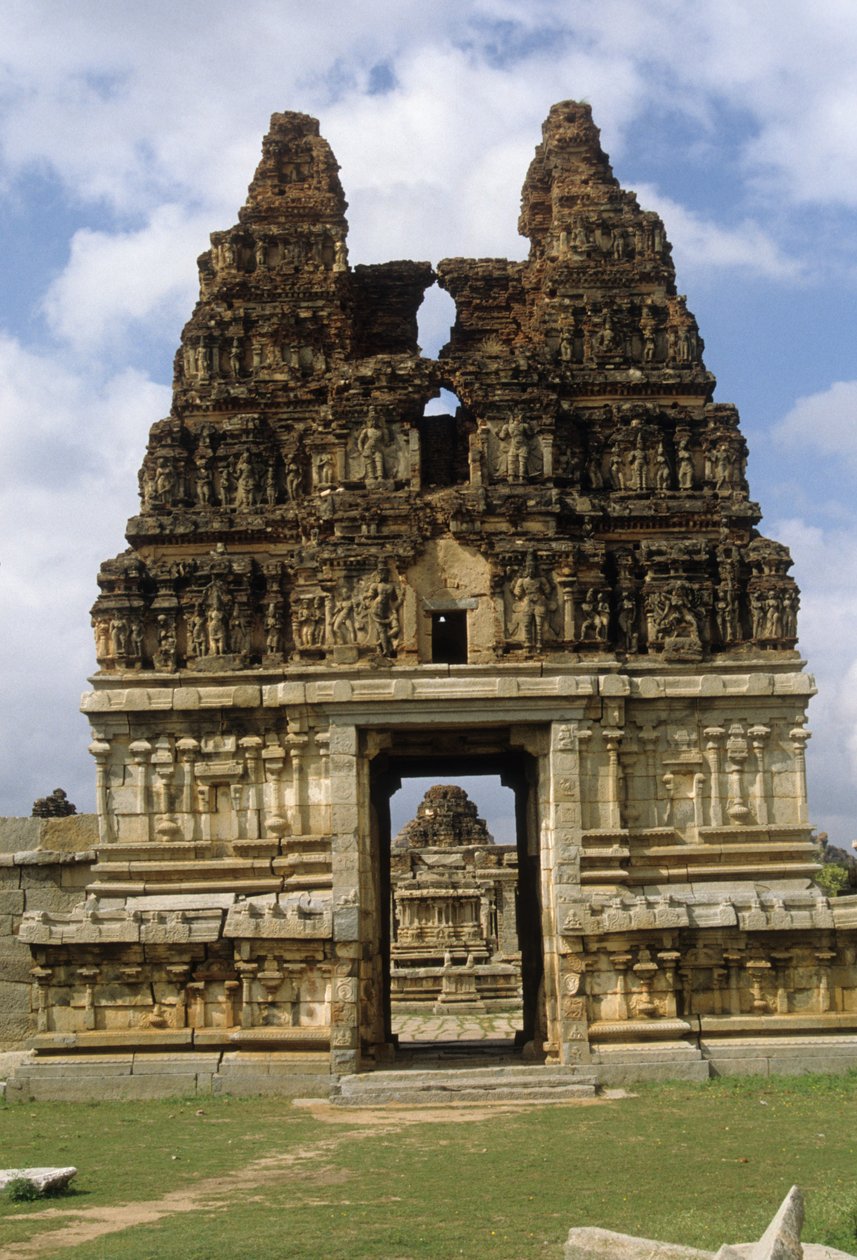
[
  {"xmin": 8, "ymin": 101, "xmax": 857, "ymax": 1099},
  {"xmin": 0, "ymin": 1167, "xmax": 77, "ymax": 1195},
  {"xmin": 565, "ymin": 1186, "xmax": 856, "ymax": 1260}
]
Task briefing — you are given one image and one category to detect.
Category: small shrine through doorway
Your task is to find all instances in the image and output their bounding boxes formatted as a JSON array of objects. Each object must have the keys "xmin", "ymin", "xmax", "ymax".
[{"xmin": 369, "ymin": 738, "xmax": 543, "ymax": 1062}]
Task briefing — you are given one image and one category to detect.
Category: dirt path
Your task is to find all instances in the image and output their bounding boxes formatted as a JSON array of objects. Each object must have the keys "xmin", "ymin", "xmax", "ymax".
[{"xmin": 0, "ymin": 1098, "xmax": 606, "ymax": 1258}]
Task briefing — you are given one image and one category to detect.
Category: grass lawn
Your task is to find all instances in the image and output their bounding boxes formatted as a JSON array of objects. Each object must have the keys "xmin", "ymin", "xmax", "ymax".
[{"xmin": 1, "ymin": 1073, "xmax": 857, "ymax": 1259}]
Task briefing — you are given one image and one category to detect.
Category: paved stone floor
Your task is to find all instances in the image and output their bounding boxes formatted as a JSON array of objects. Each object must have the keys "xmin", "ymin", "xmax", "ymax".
[{"xmin": 391, "ymin": 1011, "xmax": 521, "ymax": 1042}]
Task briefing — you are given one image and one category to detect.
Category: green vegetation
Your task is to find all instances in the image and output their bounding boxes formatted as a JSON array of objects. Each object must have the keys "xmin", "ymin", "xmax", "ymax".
[
  {"xmin": 5, "ymin": 1177, "xmax": 42, "ymax": 1203},
  {"xmin": 1, "ymin": 1074, "xmax": 856, "ymax": 1259},
  {"xmin": 816, "ymin": 862, "xmax": 850, "ymax": 897}
]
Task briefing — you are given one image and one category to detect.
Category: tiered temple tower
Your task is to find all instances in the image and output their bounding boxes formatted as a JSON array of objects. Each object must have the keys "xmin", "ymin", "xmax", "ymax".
[{"xmin": 16, "ymin": 102, "xmax": 857, "ymax": 1093}]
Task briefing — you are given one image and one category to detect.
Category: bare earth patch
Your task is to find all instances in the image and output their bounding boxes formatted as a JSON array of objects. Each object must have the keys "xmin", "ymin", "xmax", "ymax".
[{"xmin": 0, "ymin": 1096, "xmax": 613, "ymax": 1257}]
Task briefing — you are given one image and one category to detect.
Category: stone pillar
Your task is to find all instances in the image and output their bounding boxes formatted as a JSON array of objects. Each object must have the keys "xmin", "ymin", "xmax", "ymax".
[
  {"xmin": 748, "ymin": 724, "xmax": 771, "ymax": 825},
  {"xmin": 789, "ymin": 720, "xmax": 811, "ymax": 825},
  {"xmin": 549, "ymin": 721, "xmax": 591, "ymax": 1063},
  {"xmin": 286, "ymin": 723, "xmax": 309, "ymax": 835},
  {"xmin": 78, "ymin": 967, "xmax": 99, "ymax": 1031},
  {"xmin": 603, "ymin": 727, "xmax": 624, "ymax": 830},
  {"xmin": 657, "ymin": 950, "xmax": 681, "ymax": 1018},
  {"xmin": 610, "ymin": 953, "xmax": 632, "ymax": 1021},
  {"xmin": 31, "ymin": 966, "xmax": 53, "ymax": 1033},
  {"xmin": 129, "ymin": 738, "xmax": 153, "ymax": 842},
  {"xmin": 638, "ymin": 724, "xmax": 659, "ymax": 828},
  {"xmin": 725, "ymin": 724, "xmax": 750, "ymax": 824},
  {"xmin": 724, "ymin": 950, "xmax": 743, "ymax": 1015},
  {"xmin": 556, "ymin": 574, "xmax": 577, "ymax": 642},
  {"xmin": 152, "ymin": 739, "xmax": 180, "ymax": 841},
  {"xmin": 816, "ymin": 950, "xmax": 835, "ymax": 1013},
  {"xmin": 240, "ymin": 735, "xmax": 263, "ymax": 839},
  {"xmin": 236, "ymin": 963, "xmax": 257, "ymax": 1029},
  {"xmin": 89, "ymin": 737, "xmax": 114, "ymax": 845},
  {"xmin": 703, "ymin": 726, "xmax": 725, "ymax": 827},
  {"xmin": 262, "ymin": 740, "xmax": 289, "ymax": 840},
  {"xmin": 771, "ymin": 950, "xmax": 792, "ymax": 1015},
  {"xmin": 328, "ymin": 722, "xmax": 363, "ymax": 1075},
  {"xmin": 177, "ymin": 737, "xmax": 199, "ymax": 839}
]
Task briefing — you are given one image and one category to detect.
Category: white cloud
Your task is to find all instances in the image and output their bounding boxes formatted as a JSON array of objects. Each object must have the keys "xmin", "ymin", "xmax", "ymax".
[
  {"xmin": 42, "ymin": 204, "xmax": 207, "ymax": 355},
  {"xmin": 0, "ymin": 333, "xmax": 170, "ymax": 810},
  {"xmin": 773, "ymin": 514, "xmax": 857, "ymax": 849},
  {"xmin": 633, "ymin": 183, "xmax": 802, "ymax": 281},
  {"xmin": 775, "ymin": 380, "xmax": 857, "ymax": 468},
  {"xmin": 2, "ymin": 0, "xmax": 857, "ymax": 857}
]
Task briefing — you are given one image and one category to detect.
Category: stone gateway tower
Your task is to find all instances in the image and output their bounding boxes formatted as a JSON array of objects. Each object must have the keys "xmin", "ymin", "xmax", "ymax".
[{"xmin": 16, "ymin": 102, "xmax": 857, "ymax": 1096}]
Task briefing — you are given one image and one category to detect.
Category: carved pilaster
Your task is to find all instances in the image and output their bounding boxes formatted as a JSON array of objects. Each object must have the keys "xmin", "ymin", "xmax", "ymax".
[
  {"xmin": 286, "ymin": 722, "xmax": 309, "ymax": 835},
  {"xmin": 240, "ymin": 735, "xmax": 264, "ymax": 839},
  {"xmin": 723, "ymin": 950, "xmax": 743, "ymax": 1016},
  {"xmin": 725, "ymin": 723, "xmax": 750, "ymax": 824},
  {"xmin": 262, "ymin": 741, "xmax": 289, "ymax": 840},
  {"xmin": 816, "ymin": 950, "xmax": 836, "ymax": 1014},
  {"xmin": 790, "ymin": 719, "xmax": 811, "ymax": 825},
  {"xmin": 703, "ymin": 726, "xmax": 725, "ymax": 827},
  {"xmin": 88, "ymin": 737, "xmax": 113, "ymax": 844},
  {"xmin": 748, "ymin": 724, "xmax": 771, "ymax": 825},
  {"xmin": 129, "ymin": 739, "xmax": 153, "ymax": 841},
  {"xmin": 602, "ymin": 727, "xmax": 624, "ymax": 830},
  {"xmin": 610, "ymin": 952, "xmax": 632, "ymax": 1021}
]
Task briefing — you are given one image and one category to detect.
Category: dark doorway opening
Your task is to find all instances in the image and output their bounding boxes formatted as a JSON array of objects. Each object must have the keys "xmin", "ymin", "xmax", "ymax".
[
  {"xmin": 431, "ymin": 611, "xmax": 468, "ymax": 664},
  {"xmin": 368, "ymin": 739, "xmax": 543, "ymax": 1065}
]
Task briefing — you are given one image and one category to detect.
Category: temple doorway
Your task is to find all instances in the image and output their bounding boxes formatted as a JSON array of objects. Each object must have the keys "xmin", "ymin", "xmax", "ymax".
[{"xmin": 368, "ymin": 738, "xmax": 544, "ymax": 1062}]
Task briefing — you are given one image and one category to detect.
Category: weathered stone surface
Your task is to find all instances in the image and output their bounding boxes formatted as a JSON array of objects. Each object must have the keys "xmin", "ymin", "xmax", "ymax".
[
  {"xmin": 566, "ymin": 1187, "xmax": 856, "ymax": 1260},
  {"xmin": 8, "ymin": 100, "xmax": 852, "ymax": 1093},
  {"xmin": 0, "ymin": 1167, "xmax": 77, "ymax": 1194},
  {"xmin": 565, "ymin": 1227, "xmax": 711, "ymax": 1260}
]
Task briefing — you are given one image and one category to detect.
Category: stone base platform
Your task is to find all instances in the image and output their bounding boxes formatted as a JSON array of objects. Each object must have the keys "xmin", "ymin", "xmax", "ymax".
[
  {"xmin": 591, "ymin": 1033, "xmax": 857, "ymax": 1084},
  {"xmin": 5, "ymin": 1050, "xmax": 331, "ymax": 1102},
  {"xmin": 331, "ymin": 1064, "xmax": 598, "ymax": 1105}
]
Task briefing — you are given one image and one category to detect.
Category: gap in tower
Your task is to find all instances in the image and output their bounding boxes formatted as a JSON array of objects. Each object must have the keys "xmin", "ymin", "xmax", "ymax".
[{"xmin": 416, "ymin": 281, "xmax": 456, "ymax": 358}]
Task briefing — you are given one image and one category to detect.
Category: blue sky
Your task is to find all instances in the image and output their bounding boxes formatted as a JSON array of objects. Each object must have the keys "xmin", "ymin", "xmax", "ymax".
[{"xmin": 2, "ymin": 1, "xmax": 857, "ymax": 853}]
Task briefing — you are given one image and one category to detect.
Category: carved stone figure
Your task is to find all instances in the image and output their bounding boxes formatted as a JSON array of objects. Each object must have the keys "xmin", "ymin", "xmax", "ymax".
[
  {"xmin": 285, "ymin": 454, "xmax": 303, "ymax": 500},
  {"xmin": 654, "ymin": 443, "xmax": 672, "ymax": 492},
  {"xmin": 110, "ymin": 615, "xmax": 129, "ymax": 658},
  {"xmin": 264, "ymin": 595, "xmax": 283, "ymax": 654},
  {"xmin": 676, "ymin": 436, "xmax": 694, "ymax": 491},
  {"xmin": 235, "ymin": 451, "xmax": 258, "ymax": 509},
  {"xmin": 651, "ymin": 583, "xmax": 701, "ymax": 651},
  {"xmin": 315, "ymin": 451, "xmax": 335, "ymax": 486},
  {"xmin": 714, "ymin": 442, "xmax": 736, "ymax": 491},
  {"xmin": 497, "ymin": 415, "xmax": 533, "ymax": 480},
  {"xmin": 195, "ymin": 444, "xmax": 214, "ymax": 506},
  {"xmin": 512, "ymin": 553, "xmax": 553, "ymax": 652},
  {"xmin": 207, "ymin": 605, "xmax": 228, "ymax": 655},
  {"xmin": 154, "ymin": 615, "xmax": 178, "ymax": 671},
  {"xmin": 716, "ymin": 581, "xmax": 739, "ymax": 645},
  {"xmin": 363, "ymin": 561, "xmax": 400, "ymax": 656},
  {"xmin": 189, "ymin": 605, "xmax": 207, "ymax": 658},
  {"xmin": 357, "ymin": 410, "xmax": 389, "ymax": 483},
  {"xmin": 617, "ymin": 590, "xmax": 638, "ymax": 652},
  {"xmin": 629, "ymin": 439, "xmax": 648, "ymax": 492},
  {"xmin": 331, "ymin": 585, "xmax": 359, "ymax": 644}
]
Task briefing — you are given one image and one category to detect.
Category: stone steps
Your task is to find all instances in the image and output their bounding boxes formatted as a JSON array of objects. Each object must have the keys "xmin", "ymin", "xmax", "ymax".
[{"xmin": 331, "ymin": 1064, "xmax": 599, "ymax": 1105}]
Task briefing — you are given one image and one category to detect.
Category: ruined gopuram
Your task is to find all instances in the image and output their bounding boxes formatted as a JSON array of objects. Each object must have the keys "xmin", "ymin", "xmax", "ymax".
[{"xmin": 14, "ymin": 101, "xmax": 857, "ymax": 1098}]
